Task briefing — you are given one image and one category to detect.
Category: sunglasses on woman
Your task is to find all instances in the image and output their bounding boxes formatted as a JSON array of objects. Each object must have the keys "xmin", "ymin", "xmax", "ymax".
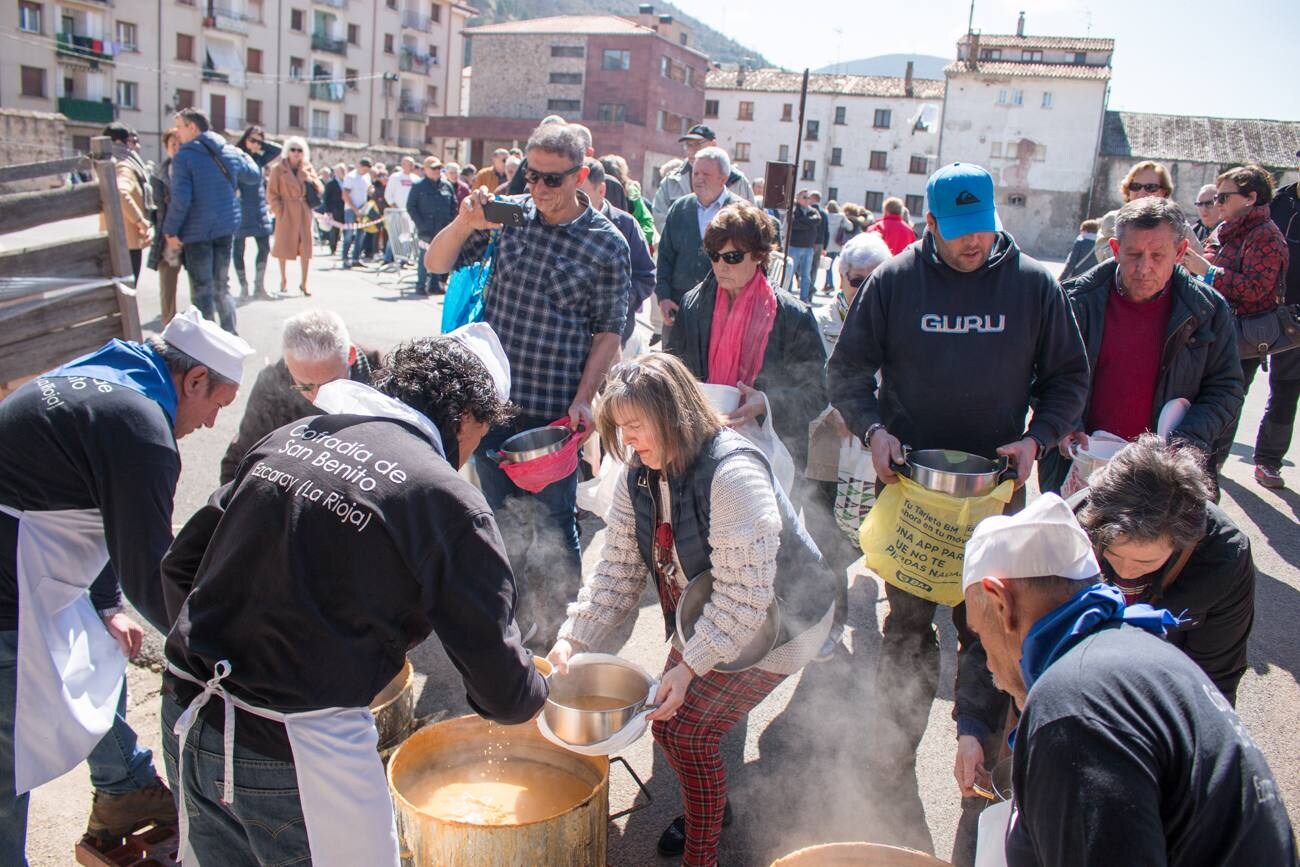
[
  {"xmin": 522, "ymin": 165, "xmax": 581, "ymax": 188},
  {"xmin": 1128, "ymin": 182, "xmax": 1166, "ymax": 194},
  {"xmin": 706, "ymin": 249, "xmax": 749, "ymax": 264},
  {"xmin": 1214, "ymin": 190, "xmax": 1248, "ymax": 205}
]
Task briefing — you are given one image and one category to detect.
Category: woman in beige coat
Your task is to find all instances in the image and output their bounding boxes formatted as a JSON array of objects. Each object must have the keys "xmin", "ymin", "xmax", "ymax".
[{"xmin": 267, "ymin": 136, "xmax": 324, "ymax": 296}]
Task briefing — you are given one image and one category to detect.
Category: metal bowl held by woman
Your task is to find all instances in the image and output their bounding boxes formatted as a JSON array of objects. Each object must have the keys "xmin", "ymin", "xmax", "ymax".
[
  {"xmin": 893, "ymin": 448, "xmax": 1017, "ymax": 498},
  {"xmin": 494, "ymin": 424, "xmax": 571, "ymax": 463},
  {"xmin": 675, "ymin": 570, "xmax": 780, "ymax": 672},
  {"xmin": 544, "ymin": 656, "xmax": 655, "ymax": 746}
]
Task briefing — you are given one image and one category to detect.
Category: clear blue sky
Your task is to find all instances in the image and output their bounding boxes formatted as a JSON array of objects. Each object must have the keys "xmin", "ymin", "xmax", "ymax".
[{"xmin": 670, "ymin": 0, "xmax": 1300, "ymax": 122}]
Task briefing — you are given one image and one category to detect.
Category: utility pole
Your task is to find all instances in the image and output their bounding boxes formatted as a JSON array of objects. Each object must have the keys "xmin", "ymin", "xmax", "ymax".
[
  {"xmin": 780, "ymin": 69, "xmax": 810, "ymax": 286},
  {"xmin": 968, "ymin": 0, "xmax": 976, "ymax": 33},
  {"xmin": 382, "ymin": 72, "xmax": 398, "ymax": 144}
]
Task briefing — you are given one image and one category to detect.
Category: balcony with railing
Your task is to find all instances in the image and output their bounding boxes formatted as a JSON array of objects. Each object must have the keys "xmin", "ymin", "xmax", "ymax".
[
  {"xmin": 309, "ymin": 81, "xmax": 346, "ymax": 102},
  {"xmin": 311, "ymin": 31, "xmax": 347, "ymax": 54},
  {"xmin": 206, "ymin": 7, "xmax": 252, "ymax": 34},
  {"xmin": 310, "ymin": 124, "xmax": 340, "ymax": 140},
  {"xmin": 56, "ymin": 32, "xmax": 115, "ymax": 65},
  {"xmin": 400, "ymin": 9, "xmax": 430, "ymax": 31},
  {"xmin": 399, "ymin": 47, "xmax": 434, "ymax": 73},
  {"xmin": 397, "ymin": 95, "xmax": 426, "ymax": 117},
  {"xmin": 313, "ymin": 0, "xmax": 347, "ymax": 7},
  {"xmin": 202, "ymin": 64, "xmax": 230, "ymax": 83},
  {"xmin": 397, "ymin": 132, "xmax": 427, "ymax": 148},
  {"xmin": 58, "ymin": 96, "xmax": 116, "ymax": 124}
]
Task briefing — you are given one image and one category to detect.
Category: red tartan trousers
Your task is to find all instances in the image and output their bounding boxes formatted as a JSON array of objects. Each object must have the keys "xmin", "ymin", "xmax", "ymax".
[{"xmin": 651, "ymin": 576, "xmax": 787, "ymax": 866}]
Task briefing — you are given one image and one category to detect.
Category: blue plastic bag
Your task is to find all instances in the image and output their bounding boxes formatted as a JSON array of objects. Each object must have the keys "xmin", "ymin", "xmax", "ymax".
[{"xmin": 440, "ymin": 232, "xmax": 498, "ymax": 333}]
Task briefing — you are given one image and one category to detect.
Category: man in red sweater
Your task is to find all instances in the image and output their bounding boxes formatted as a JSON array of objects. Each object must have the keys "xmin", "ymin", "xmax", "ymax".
[{"xmin": 868, "ymin": 196, "xmax": 918, "ymax": 255}]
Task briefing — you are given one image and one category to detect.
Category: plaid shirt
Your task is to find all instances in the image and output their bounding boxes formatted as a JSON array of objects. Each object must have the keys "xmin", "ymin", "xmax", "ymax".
[{"xmin": 456, "ymin": 193, "xmax": 630, "ymax": 417}]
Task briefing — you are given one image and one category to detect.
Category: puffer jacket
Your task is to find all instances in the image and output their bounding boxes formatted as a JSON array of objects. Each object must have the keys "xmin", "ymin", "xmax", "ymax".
[
  {"xmin": 1038, "ymin": 259, "xmax": 1244, "ymax": 491},
  {"xmin": 406, "ymin": 176, "xmax": 457, "ymax": 241},
  {"xmin": 163, "ymin": 130, "xmax": 259, "ymax": 243},
  {"xmin": 1204, "ymin": 204, "xmax": 1290, "ymax": 315},
  {"xmin": 236, "ymin": 140, "xmax": 280, "ymax": 238}
]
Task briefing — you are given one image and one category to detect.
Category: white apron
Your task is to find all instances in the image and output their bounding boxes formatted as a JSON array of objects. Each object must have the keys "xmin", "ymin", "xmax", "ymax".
[
  {"xmin": 0, "ymin": 504, "xmax": 126, "ymax": 795},
  {"xmin": 974, "ymin": 798, "xmax": 1015, "ymax": 867},
  {"xmin": 168, "ymin": 661, "xmax": 400, "ymax": 867}
]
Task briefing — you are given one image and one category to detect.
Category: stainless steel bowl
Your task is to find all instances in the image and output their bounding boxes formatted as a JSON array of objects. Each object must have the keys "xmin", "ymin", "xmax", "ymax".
[
  {"xmin": 894, "ymin": 448, "xmax": 1016, "ymax": 498},
  {"xmin": 675, "ymin": 570, "xmax": 780, "ymax": 671},
  {"xmin": 544, "ymin": 659, "xmax": 654, "ymax": 746},
  {"xmin": 497, "ymin": 425, "xmax": 571, "ymax": 463}
]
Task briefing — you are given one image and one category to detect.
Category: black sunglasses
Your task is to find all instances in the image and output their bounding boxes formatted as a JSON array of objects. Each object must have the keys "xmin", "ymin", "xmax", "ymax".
[
  {"xmin": 1195, "ymin": 199, "xmax": 1215, "ymax": 207},
  {"xmin": 1215, "ymin": 190, "xmax": 1248, "ymax": 205},
  {"xmin": 1128, "ymin": 182, "xmax": 1166, "ymax": 194},
  {"xmin": 706, "ymin": 249, "xmax": 749, "ymax": 265},
  {"xmin": 288, "ymin": 147, "xmax": 303, "ymax": 153},
  {"xmin": 523, "ymin": 165, "xmax": 581, "ymax": 188}
]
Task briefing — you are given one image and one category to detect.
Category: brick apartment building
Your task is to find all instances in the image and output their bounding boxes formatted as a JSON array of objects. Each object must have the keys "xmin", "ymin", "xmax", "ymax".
[{"xmin": 436, "ymin": 8, "xmax": 706, "ymax": 187}]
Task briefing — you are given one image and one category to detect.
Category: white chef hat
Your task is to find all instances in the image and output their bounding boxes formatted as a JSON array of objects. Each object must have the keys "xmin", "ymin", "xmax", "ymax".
[
  {"xmin": 446, "ymin": 322, "xmax": 511, "ymax": 402},
  {"xmin": 161, "ymin": 308, "xmax": 255, "ymax": 385},
  {"xmin": 961, "ymin": 493, "xmax": 1101, "ymax": 593}
]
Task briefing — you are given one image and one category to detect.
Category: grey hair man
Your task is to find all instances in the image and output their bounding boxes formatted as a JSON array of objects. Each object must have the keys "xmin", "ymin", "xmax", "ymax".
[
  {"xmin": 425, "ymin": 120, "xmax": 630, "ymax": 645},
  {"xmin": 1192, "ymin": 182, "xmax": 1222, "ymax": 242},
  {"xmin": 1037, "ymin": 196, "xmax": 1244, "ymax": 494},
  {"xmin": 218, "ymin": 309, "xmax": 376, "ymax": 484},
  {"xmin": 962, "ymin": 493, "xmax": 1295, "ymax": 867},
  {"xmin": 651, "ymin": 125, "xmax": 754, "ymax": 229},
  {"xmin": 474, "ymin": 148, "xmax": 511, "ymax": 193}
]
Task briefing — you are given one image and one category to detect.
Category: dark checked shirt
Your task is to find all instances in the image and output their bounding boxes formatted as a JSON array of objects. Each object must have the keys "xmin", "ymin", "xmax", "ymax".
[{"xmin": 456, "ymin": 193, "xmax": 630, "ymax": 418}]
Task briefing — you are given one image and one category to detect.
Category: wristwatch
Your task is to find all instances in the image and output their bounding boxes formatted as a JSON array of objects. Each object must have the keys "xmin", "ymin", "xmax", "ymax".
[
  {"xmin": 97, "ymin": 605, "xmax": 124, "ymax": 619},
  {"xmin": 864, "ymin": 423, "xmax": 887, "ymax": 448}
]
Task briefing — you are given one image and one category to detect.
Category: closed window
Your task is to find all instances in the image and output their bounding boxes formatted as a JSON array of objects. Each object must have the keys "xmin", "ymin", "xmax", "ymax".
[
  {"xmin": 1041, "ymin": 91, "xmax": 1053, "ymax": 108},
  {"xmin": 778, "ymin": 144, "xmax": 789, "ymax": 162},
  {"xmin": 873, "ymin": 109, "xmax": 891, "ymax": 128},
  {"xmin": 288, "ymin": 105, "xmax": 303, "ymax": 128},
  {"xmin": 345, "ymin": 68, "xmax": 358, "ymax": 90},
  {"xmin": 597, "ymin": 103, "xmax": 626, "ymax": 122},
  {"xmin": 289, "ymin": 8, "xmax": 304, "ymax": 31},
  {"xmin": 990, "ymin": 141, "xmax": 1003, "ymax": 158},
  {"xmin": 247, "ymin": 47, "xmax": 263, "ymax": 73},
  {"xmin": 905, "ymin": 194, "xmax": 924, "ymax": 215},
  {"xmin": 830, "ymin": 147, "xmax": 843, "ymax": 166},
  {"xmin": 552, "ymin": 45, "xmax": 585, "ymax": 58},
  {"xmin": 869, "ymin": 150, "xmax": 887, "ymax": 171},
  {"xmin": 115, "ymin": 80, "xmax": 138, "ymax": 109},
  {"xmin": 549, "ymin": 71, "xmax": 583, "ymax": 85},
  {"xmin": 801, "ymin": 159, "xmax": 816, "ymax": 181},
  {"xmin": 548, "ymin": 98, "xmax": 580, "ymax": 112},
  {"xmin": 347, "ymin": 23, "xmax": 360, "ymax": 45},
  {"xmin": 176, "ymin": 33, "xmax": 194, "ymax": 62},
  {"xmin": 176, "ymin": 89, "xmax": 195, "ymax": 110},
  {"xmin": 427, "ymin": 85, "xmax": 438, "ymax": 106},
  {"xmin": 805, "ymin": 119, "xmax": 819, "ymax": 141},
  {"xmin": 734, "ymin": 142, "xmax": 750, "ymax": 162},
  {"xmin": 1073, "ymin": 52, "xmax": 1087, "ymax": 64},
  {"xmin": 827, "ymin": 186, "xmax": 838, "ymax": 201},
  {"xmin": 246, "ymin": 98, "xmax": 262, "ymax": 124},
  {"xmin": 864, "ymin": 191, "xmax": 883, "ymax": 212},
  {"xmin": 384, "ymin": 34, "xmax": 394, "ymax": 53},
  {"xmin": 1012, "ymin": 89, "xmax": 1024, "ymax": 106},
  {"xmin": 781, "ymin": 103, "xmax": 793, "ymax": 121},
  {"xmin": 1021, "ymin": 50, "xmax": 1042, "ymax": 61},
  {"xmin": 289, "ymin": 57, "xmax": 304, "ymax": 79},
  {"xmin": 738, "ymin": 101, "xmax": 754, "ymax": 121},
  {"xmin": 704, "ymin": 99, "xmax": 718, "ymax": 118},
  {"xmin": 18, "ymin": 2, "xmax": 41, "ymax": 33},
  {"xmin": 344, "ymin": 113, "xmax": 356, "ymax": 135},
  {"xmin": 909, "ymin": 155, "xmax": 928, "ymax": 174},
  {"xmin": 997, "ymin": 89, "xmax": 1008, "ymax": 105},
  {"xmin": 601, "ymin": 49, "xmax": 630, "ymax": 70},
  {"xmin": 116, "ymin": 21, "xmax": 137, "ymax": 51},
  {"xmin": 430, "ymin": 3, "xmax": 440, "ymax": 22},
  {"xmin": 979, "ymin": 48, "xmax": 1001, "ymax": 60},
  {"xmin": 20, "ymin": 65, "xmax": 45, "ymax": 97},
  {"xmin": 834, "ymin": 106, "xmax": 846, "ymax": 125}
]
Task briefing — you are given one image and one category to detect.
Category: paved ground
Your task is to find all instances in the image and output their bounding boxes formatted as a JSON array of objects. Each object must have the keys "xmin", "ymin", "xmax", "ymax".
[{"xmin": 21, "ymin": 237, "xmax": 1300, "ymax": 865}]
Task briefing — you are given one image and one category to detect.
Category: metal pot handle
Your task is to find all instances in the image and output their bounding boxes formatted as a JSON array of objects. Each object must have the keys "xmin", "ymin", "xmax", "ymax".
[
  {"xmin": 889, "ymin": 444, "xmax": 913, "ymax": 478},
  {"xmin": 484, "ymin": 450, "xmax": 505, "ymax": 465},
  {"xmin": 995, "ymin": 454, "xmax": 1019, "ymax": 485}
]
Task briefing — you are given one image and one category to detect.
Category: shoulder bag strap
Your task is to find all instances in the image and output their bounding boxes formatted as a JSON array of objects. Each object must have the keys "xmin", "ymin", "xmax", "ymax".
[
  {"xmin": 1152, "ymin": 542, "xmax": 1197, "ymax": 601},
  {"xmin": 199, "ymin": 139, "xmax": 236, "ymax": 190}
]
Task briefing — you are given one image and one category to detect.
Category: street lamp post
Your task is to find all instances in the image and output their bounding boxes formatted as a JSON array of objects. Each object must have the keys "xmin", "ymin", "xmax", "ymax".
[{"xmin": 382, "ymin": 71, "xmax": 399, "ymax": 144}]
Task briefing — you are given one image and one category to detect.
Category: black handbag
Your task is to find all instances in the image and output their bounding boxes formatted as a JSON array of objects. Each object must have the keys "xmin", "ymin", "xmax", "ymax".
[
  {"xmin": 1232, "ymin": 269, "xmax": 1300, "ymax": 360},
  {"xmin": 305, "ymin": 176, "xmax": 322, "ymax": 209}
]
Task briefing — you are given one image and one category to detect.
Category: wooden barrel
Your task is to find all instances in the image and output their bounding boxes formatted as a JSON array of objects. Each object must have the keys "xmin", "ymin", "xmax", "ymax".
[
  {"xmin": 388, "ymin": 714, "xmax": 608, "ymax": 867},
  {"xmin": 370, "ymin": 658, "xmax": 415, "ymax": 754},
  {"xmin": 771, "ymin": 842, "xmax": 952, "ymax": 866}
]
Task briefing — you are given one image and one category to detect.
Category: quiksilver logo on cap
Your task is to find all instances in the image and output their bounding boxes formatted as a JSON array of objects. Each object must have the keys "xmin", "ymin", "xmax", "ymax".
[{"xmin": 955, "ymin": 190, "xmax": 980, "ymax": 206}]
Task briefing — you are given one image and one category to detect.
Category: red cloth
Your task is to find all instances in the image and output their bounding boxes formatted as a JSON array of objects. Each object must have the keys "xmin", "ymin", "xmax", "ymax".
[
  {"xmin": 652, "ymin": 645, "xmax": 786, "ymax": 867},
  {"xmin": 1086, "ymin": 280, "xmax": 1174, "ymax": 441},
  {"xmin": 706, "ymin": 268, "xmax": 777, "ymax": 388},
  {"xmin": 867, "ymin": 213, "xmax": 918, "ymax": 255},
  {"xmin": 1204, "ymin": 204, "xmax": 1290, "ymax": 315}
]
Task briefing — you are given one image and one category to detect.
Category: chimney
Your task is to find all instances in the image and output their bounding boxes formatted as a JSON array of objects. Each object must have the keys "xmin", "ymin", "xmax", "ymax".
[
  {"xmin": 737, "ymin": 66, "xmax": 746, "ymax": 86},
  {"xmin": 637, "ymin": 4, "xmax": 656, "ymax": 29},
  {"xmin": 968, "ymin": 32, "xmax": 980, "ymax": 67},
  {"xmin": 904, "ymin": 60, "xmax": 914, "ymax": 97},
  {"xmin": 1016, "ymin": 11, "xmax": 1026, "ymax": 36}
]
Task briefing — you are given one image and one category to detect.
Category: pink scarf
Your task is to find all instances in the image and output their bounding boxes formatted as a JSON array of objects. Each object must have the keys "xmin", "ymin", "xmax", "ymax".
[{"xmin": 707, "ymin": 268, "xmax": 778, "ymax": 387}]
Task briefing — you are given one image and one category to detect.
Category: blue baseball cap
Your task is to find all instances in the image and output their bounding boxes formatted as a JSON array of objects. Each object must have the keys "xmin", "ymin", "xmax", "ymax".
[{"xmin": 926, "ymin": 163, "xmax": 1001, "ymax": 239}]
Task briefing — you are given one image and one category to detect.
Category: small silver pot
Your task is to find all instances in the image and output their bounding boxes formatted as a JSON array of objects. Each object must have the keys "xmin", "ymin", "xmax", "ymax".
[
  {"xmin": 675, "ymin": 570, "xmax": 780, "ymax": 671},
  {"xmin": 493, "ymin": 424, "xmax": 570, "ymax": 463},
  {"xmin": 893, "ymin": 447, "xmax": 1017, "ymax": 498},
  {"xmin": 544, "ymin": 658, "xmax": 655, "ymax": 746}
]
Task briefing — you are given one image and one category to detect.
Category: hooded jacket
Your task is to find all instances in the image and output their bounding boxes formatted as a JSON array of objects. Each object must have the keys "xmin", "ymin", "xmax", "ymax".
[
  {"xmin": 1038, "ymin": 260, "xmax": 1244, "ymax": 491},
  {"xmin": 828, "ymin": 231, "xmax": 1089, "ymax": 458},
  {"xmin": 163, "ymin": 130, "xmax": 260, "ymax": 243}
]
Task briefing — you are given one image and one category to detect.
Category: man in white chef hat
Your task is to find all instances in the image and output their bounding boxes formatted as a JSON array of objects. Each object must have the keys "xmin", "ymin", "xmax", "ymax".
[
  {"xmin": 159, "ymin": 322, "xmax": 547, "ymax": 867},
  {"xmin": 0, "ymin": 308, "xmax": 253, "ymax": 857},
  {"xmin": 961, "ymin": 494, "xmax": 1296, "ymax": 867}
]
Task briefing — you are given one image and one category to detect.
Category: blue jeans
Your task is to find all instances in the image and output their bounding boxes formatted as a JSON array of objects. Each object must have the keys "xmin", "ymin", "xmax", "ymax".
[
  {"xmin": 161, "ymin": 693, "xmax": 309, "ymax": 867},
  {"xmin": 342, "ymin": 209, "xmax": 365, "ymax": 263},
  {"xmin": 474, "ymin": 414, "xmax": 582, "ymax": 639},
  {"xmin": 415, "ymin": 244, "xmax": 445, "ymax": 294},
  {"xmin": 0, "ymin": 630, "xmax": 156, "ymax": 865},
  {"xmin": 789, "ymin": 246, "xmax": 815, "ymax": 301},
  {"xmin": 183, "ymin": 236, "xmax": 237, "ymax": 332},
  {"xmin": 824, "ymin": 251, "xmax": 839, "ymax": 289}
]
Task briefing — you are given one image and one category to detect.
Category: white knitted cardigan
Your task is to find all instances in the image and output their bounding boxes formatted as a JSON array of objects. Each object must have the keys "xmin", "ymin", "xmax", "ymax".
[{"xmin": 558, "ymin": 452, "xmax": 832, "ymax": 676}]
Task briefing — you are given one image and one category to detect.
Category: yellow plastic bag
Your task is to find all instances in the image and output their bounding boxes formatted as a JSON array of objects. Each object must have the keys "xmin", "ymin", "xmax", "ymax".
[{"xmin": 860, "ymin": 476, "xmax": 1015, "ymax": 607}]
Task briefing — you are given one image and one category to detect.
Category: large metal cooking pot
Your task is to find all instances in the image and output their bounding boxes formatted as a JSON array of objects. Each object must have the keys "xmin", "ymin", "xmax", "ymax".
[
  {"xmin": 770, "ymin": 841, "xmax": 952, "ymax": 866},
  {"xmin": 370, "ymin": 657, "xmax": 414, "ymax": 755},
  {"xmin": 674, "ymin": 570, "xmax": 780, "ymax": 671},
  {"xmin": 494, "ymin": 424, "xmax": 571, "ymax": 463},
  {"xmin": 893, "ymin": 448, "xmax": 1017, "ymax": 498},
  {"xmin": 544, "ymin": 657, "xmax": 655, "ymax": 746}
]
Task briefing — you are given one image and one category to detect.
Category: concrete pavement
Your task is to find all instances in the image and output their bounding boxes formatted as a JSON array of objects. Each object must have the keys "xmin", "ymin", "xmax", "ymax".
[{"xmin": 22, "ymin": 244, "xmax": 1300, "ymax": 865}]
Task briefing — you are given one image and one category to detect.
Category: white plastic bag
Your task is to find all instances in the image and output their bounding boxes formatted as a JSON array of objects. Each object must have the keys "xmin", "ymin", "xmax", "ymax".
[
  {"xmin": 576, "ymin": 452, "xmax": 624, "ymax": 519},
  {"xmin": 1061, "ymin": 430, "xmax": 1127, "ymax": 498},
  {"xmin": 732, "ymin": 392, "xmax": 795, "ymax": 495},
  {"xmin": 834, "ymin": 436, "xmax": 877, "ymax": 540}
]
